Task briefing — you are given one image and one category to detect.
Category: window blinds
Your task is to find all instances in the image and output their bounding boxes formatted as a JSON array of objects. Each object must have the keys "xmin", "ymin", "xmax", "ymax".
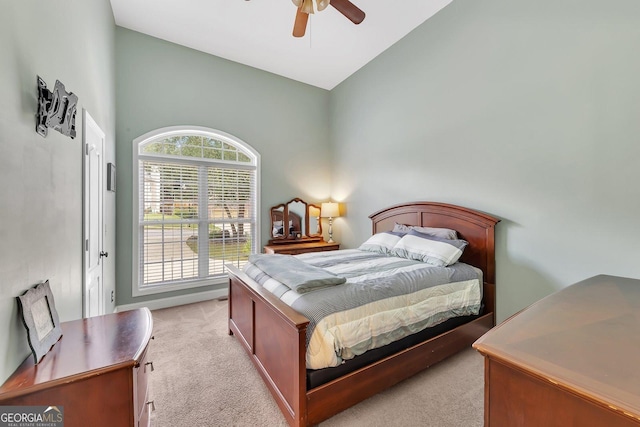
[{"xmin": 138, "ymin": 158, "xmax": 256, "ymax": 287}]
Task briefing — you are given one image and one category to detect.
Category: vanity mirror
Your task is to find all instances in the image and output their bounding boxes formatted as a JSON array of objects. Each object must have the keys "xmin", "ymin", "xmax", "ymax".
[{"xmin": 269, "ymin": 198, "xmax": 323, "ymax": 244}]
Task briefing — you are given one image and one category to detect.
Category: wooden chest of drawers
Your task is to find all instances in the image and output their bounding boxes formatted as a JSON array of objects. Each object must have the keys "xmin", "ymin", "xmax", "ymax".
[
  {"xmin": 473, "ymin": 275, "xmax": 640, "ymax": 426},
  {"xmin": 0, "ymin": 308, "xmax": 154, "ymax": 427}
]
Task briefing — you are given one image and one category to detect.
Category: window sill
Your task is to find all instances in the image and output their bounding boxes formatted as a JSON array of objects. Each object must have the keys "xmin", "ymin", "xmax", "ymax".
[{"xmin": 132, "ymin": 275, "xmax": 228, "ymax": 297}]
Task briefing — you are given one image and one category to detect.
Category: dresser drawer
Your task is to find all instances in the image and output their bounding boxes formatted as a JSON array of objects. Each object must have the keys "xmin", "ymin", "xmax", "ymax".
[
  {"xmin": 264, "ymin": 242, "xmax": 339, "ymax": 255},
  {"xmin": 138, "ymin": 399, "xmax": 151, "ymax": 427},
  {"xmin": 279, "ymin": 248, "xmax": 304, "ymax": 255},
  {"xmin": 135, "ymin": 346, "xmax": 152, "ymax": 424}
]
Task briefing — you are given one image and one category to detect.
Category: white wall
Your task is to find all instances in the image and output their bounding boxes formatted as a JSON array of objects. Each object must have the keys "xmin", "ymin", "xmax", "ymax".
[
  {"xmin": 0, "ymin": 0, "xmax": 116, "ymax": 383},
  {"xmin": 329, "ymin": 0, "xmax": 640, "ymax": 322}
]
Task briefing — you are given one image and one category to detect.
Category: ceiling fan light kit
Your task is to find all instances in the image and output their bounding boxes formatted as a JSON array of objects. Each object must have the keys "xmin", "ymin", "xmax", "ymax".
[
  {"xmin": 292, "ymin": 0, "xmax": 365, "ymax": 38},
  {"xmin": 292, "ymin": 0, "xmax": 329, "ymax": 14}
]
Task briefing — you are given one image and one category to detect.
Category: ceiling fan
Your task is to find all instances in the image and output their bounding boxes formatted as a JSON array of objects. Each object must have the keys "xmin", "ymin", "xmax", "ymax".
[{"xmin": 292, "ymin": 0, "xmax": 365, "ymax": 38}]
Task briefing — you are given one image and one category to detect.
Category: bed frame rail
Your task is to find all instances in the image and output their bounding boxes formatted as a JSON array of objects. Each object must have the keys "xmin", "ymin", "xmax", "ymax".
[{"xmin": 306, "ymin": 313, "xmax": 493, "ymax": 425}]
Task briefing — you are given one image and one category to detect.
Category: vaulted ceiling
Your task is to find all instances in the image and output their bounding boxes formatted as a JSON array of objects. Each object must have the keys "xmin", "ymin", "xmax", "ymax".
[{"xmin": 110, "ymin": 0, "xmax": 453, "ymax": 90}]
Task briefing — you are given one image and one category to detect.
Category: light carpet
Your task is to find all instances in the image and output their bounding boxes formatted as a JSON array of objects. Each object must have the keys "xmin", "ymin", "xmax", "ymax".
[{"xmin": 149, "ymin": 299, "xmax": 484, "ymax": 426}]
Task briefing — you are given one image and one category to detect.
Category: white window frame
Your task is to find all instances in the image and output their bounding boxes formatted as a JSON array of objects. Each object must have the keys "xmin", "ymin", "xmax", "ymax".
[{"xmin": 132, "ymin": 125, "xmax": 260, "ymax": 296}]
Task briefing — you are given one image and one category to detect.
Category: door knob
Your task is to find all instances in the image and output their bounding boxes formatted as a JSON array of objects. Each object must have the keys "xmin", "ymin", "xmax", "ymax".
[{"xmin": 99, "ymin": 251, "xmax": 109, "ymax": 258}]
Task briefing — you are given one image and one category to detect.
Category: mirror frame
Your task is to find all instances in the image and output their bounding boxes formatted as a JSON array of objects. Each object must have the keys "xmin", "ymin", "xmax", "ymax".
[
  {"xmin": 307, "ymin": 202, "xmax": 323, "ymax": 238},
  {"xmin": 270, "ymin": 203, "xmax": 287, "ymax": 239},
  {"xmin": 268, "ymin": 198, "xmax": 323, "ymax": 244}
]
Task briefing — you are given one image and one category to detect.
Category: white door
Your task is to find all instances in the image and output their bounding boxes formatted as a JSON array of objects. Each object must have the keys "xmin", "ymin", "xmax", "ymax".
[{"xmin": 83, "ymin": 110, "xmax": 106, "ymax": 318}]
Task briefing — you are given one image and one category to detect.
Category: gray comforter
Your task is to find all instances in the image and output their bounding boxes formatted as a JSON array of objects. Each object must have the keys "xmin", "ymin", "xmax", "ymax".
[{"xmin": 243, "ymin": 249, "xmax": 482, "ymax": 368}]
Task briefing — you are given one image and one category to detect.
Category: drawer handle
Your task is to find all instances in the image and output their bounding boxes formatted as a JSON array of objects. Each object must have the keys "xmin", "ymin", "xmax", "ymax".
[
  {"xmin": 147, "ymin": 401, "xmax": 156, "ymax": 411},
  {"xmin": 145, "ymin": 361, "xmax": 154, "ymax": 372}
]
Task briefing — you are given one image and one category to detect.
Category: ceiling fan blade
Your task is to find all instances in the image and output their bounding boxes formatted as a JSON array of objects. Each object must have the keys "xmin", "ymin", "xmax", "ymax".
[
  {"xmin": 293, "ymin": 7, "xmax": 309, "ymax": 37},
  {"xmin": 330, "ymin": 0, "xmax": 365, "ymax": 25}
]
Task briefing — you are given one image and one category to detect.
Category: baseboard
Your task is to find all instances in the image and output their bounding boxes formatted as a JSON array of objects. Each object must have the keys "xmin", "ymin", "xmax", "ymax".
[{"xmin": 115, "ymin": 288, "xmax": 228, "ymax": 312}]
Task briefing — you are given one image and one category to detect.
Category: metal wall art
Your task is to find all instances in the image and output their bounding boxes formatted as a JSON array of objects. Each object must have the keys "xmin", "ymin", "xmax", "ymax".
[{"xmin": 36, "ymin": 76, "xmax": 78, "ymax": 139}]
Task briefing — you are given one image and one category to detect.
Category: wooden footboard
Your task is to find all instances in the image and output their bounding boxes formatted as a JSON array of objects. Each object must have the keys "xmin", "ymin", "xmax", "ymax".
[{"xmin": 228, "ymin": 265, "xmax": 310, "ymax": 427}]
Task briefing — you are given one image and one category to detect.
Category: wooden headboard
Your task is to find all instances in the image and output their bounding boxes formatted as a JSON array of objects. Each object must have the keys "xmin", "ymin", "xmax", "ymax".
[{"xmin": 369, "ymin": 201, "xmax": 500, "ymax": 285}]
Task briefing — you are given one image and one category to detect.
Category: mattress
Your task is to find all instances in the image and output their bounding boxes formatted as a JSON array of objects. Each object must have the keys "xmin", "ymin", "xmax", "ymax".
[
  {"xmin": 306, "ymin": 311, "xmax": 482, "ymax": 389},
  {"xmin": 243, "ymin": 249, "xmax": 482, "ymax": 370}
]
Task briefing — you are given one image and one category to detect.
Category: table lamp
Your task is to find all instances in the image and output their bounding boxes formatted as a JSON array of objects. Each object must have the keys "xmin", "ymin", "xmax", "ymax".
[{"xmin": 321, "ymin": 202, "xmax": 340, "ymax": 243}]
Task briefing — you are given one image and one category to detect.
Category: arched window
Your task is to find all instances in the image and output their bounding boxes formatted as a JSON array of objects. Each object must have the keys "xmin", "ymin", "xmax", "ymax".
[{"xmin": 132, "ymin": 126, "xmax": 260, "ymax": 295}]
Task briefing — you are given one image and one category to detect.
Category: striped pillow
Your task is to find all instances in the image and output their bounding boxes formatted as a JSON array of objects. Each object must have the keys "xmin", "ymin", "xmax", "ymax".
[
  {"xmin": 359, "ymin": 231, "xmax": 404, "ymax": 255},
  {"xmin": 392, "ymin": 222, "xmax": 458, "ymax": 240},
  {"xmin": 391, "ymin": 229, "xmax": 468, "ymax": 266}
]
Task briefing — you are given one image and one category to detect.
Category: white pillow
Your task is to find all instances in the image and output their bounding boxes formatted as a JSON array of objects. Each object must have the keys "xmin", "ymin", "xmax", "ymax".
[
  {"xmin": 359, "ymin": 231, "xmax": 404, "ymax": 255},
  {"xmin": 391, "ymin": 230, "xmax": 467, "ymax": 266}
]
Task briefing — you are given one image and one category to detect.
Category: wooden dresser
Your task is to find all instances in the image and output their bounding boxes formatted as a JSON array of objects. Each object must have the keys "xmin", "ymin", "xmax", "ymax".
[
  {"xmin": 473, "ymin": 275, "xmax": 640, "ymax": 426},
  {"xmin": 0, "ymin": 308, "xmax": 154, "ymax": 427},
  {"xmin": 264, "ymin": 240, "xmax": 339, "ymax": 255}
]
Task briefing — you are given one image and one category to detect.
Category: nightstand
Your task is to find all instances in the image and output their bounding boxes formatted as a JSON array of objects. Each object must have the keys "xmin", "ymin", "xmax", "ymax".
[{"xmin": 264, "ymin": 241, "xmax": 340, "ymax": 255}]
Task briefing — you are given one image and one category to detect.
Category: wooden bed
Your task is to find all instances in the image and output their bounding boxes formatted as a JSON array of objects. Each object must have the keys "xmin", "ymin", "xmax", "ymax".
[{"xmin": 227, "ymin": 201, "xmax": 499, "ymax": 426}]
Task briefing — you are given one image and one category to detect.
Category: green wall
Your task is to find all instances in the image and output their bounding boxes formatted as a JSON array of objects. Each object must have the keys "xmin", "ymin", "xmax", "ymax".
[
  {"xmin": 330, "ymin": 0, "xmax": 640, "ymax": 321},
  {"xmin": 115, "ymin": 28, "xmax": 331, "ymax": 306},
  {"xmin": 3, "ymin": 0, "xmax": 638, "ymax": 384},
  {"xmin": 0, "ymin": 0, "xmax": 116, "ymax": 382}
]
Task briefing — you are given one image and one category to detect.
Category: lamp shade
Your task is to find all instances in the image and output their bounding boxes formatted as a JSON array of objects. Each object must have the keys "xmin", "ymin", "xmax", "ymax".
[
  {"xmin": 321, "ymin": 202, "xmax": 340, "ymax": 218},
  {"xmin": 309, "ymin": 206, "xmax": 321, "ymax": 217}
]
